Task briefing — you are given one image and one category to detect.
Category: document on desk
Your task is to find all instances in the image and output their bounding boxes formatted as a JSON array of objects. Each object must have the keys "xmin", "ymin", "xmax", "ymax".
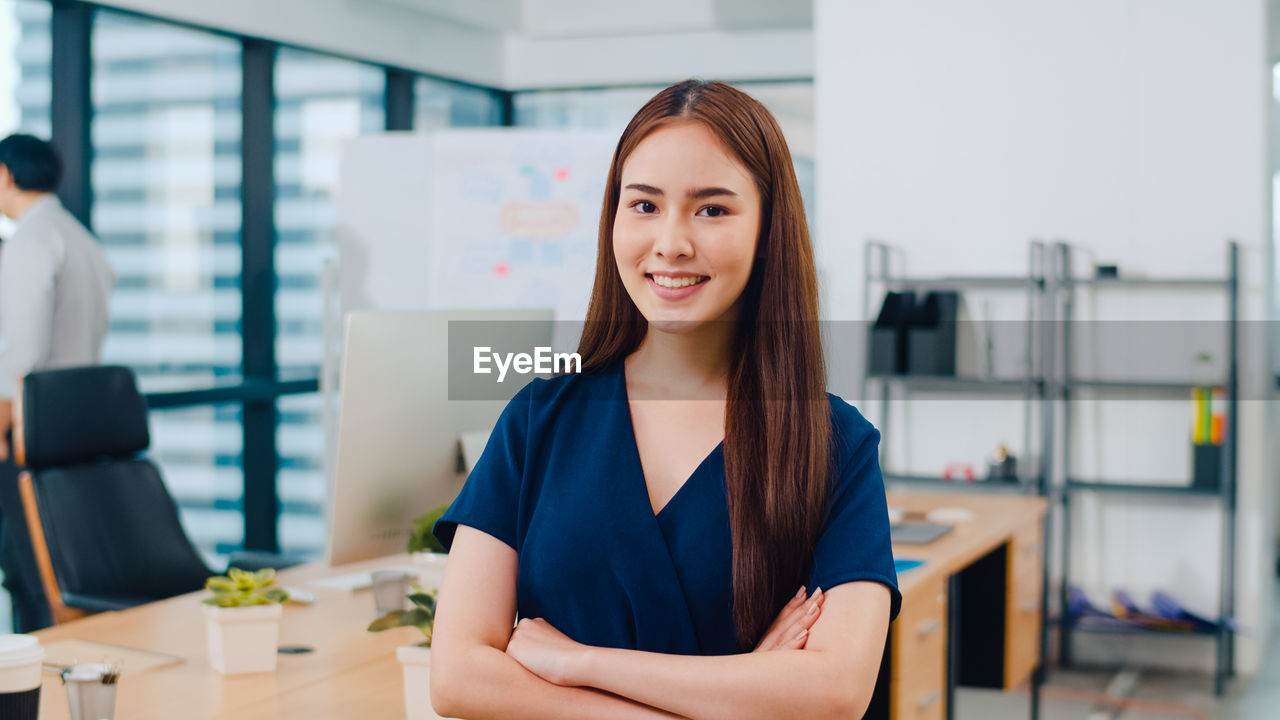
[{"xmin": 42, "ymin": 640, "xmax": 184, "ymax": 675}]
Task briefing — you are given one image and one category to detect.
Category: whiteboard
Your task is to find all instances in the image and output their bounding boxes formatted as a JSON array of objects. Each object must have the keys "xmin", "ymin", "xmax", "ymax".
[
  {"xmin": 328, "ymin": 129, "xmax": 617, "ymax": 486},
  {"xmin": 336, "ymin": 129, "xmax": 617, "ymax": 320}
]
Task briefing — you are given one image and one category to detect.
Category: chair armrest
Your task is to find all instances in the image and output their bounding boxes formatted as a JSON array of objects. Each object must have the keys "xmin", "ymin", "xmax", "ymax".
[
  {"xmin": 60, "ymin": 592, "xmax": 154, "ymax": 613},
  {"xmin": 226, "ymin": 551, "xmax": 306, "ymax": 573}
]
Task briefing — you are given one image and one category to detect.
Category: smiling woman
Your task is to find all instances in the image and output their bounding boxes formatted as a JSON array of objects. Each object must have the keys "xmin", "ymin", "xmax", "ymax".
[
  {"xmin": 429, "ymin": 80, "xmax": 898, "ymax": 720},
  {"xmin": 613, "ymin": 122, "xmax": 761, "ymax": 331}
]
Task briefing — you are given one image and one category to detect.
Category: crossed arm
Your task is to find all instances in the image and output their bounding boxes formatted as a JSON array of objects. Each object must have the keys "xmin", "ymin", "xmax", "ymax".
[{"xmin": 429, "ymin": 525, "xmax": 890, "ymax": 720}]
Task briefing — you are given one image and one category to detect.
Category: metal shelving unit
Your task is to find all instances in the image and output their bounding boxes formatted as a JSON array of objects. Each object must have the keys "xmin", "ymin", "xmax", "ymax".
[
  {"xmin": 1063, "ymin": 480, "xmax": 1223, "ymax": 498},
  {"xmin": 862, "ymin": 240, "xmax": 1051, "ymax": 496},
  {"xmin": 882, "ymin": 472, "xmax": 1041, "ymax": 492},
  {"xmin": 1052, "ymin": 241, "xmax": 1239, "ymax": 696},
  {"xmin": 862, "ymin": 240, "xmax": 1055, "ymax": 720}
]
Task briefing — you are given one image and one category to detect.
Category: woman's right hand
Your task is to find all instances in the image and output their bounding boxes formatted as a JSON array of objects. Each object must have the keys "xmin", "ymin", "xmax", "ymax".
[{"xmin": 752, "ymin": 586, "xmax": 825, "ymax": 652}]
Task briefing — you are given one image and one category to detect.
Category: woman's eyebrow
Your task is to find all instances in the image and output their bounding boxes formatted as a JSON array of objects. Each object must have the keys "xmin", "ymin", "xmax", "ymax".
[
  {"xmin": 689, "ymin": 186, "xmax": 738, "ymax": 200},
  {"xmin": 623, "ymin": 183, "xmax": 739, "ymax": 200}
]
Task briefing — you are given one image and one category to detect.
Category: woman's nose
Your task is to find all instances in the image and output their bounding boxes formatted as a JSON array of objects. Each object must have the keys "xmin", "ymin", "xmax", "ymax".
[{"xmin": 652, "ymin": 216, "xmax": 694, "ymax": 259}]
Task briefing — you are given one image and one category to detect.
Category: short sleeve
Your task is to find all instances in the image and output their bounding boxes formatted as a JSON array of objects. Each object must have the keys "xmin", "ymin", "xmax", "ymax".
[
  {"xmin": 808, "ymin": 419, "xmax": 903, "ymax": 622},
  {"xmin": 432, "ymin": 380, "xmax": 534, "ymax": 552}
]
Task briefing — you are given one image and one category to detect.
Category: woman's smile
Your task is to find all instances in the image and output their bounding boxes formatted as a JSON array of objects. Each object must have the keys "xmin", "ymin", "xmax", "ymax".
[{"xmin": 646, "ymin": 272, "xmax": 710, "ymax": 300}]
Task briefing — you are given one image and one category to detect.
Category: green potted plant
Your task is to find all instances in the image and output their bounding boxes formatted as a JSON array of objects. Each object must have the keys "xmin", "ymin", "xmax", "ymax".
[
  {"xmin": 407, "ymin": 504, "xmax": 451, "ymax": 588},
  {"xmin": 202, "ymin": 568, "xmax": 290, "ymax": 675},
  {"xmin": 369, "ymin": 585, "xmax": 440, "ymax": 720}
]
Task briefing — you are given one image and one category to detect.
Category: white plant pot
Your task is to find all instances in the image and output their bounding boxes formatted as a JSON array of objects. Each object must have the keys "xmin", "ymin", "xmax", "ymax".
[
  {"xmin": 398, "ymin": 645, "xmax": 445, "ymax": 720},
  {"xmin": 410, "ymin": 552, "xmax": 449, "ymax": 591},
  {"xmin": 203, "ymin": 603, "xmax": 283, "ymax": 675}
]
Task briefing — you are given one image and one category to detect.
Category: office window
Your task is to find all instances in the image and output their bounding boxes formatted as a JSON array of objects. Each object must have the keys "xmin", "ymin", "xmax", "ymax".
[
  {"xmin": 150, "ymin": 404, "xmax": 245, "ymax": 567},
  {"xmin": 513, "ymin": 86, "xmax": 658, "ymax": 133},
  {"xmin": 0, "ymin": 0, "xmax": 49, "ymax": 632},
  {"xmin": 91, "ymin": 10, "xmax": 243, "ymax": 561},
  {"xmin": 276, "ymin": 393, "xmax": 327, "ymax": 556},
  {"xmin": 274, "ymin": 47, "xmax": 383, "ymax": 376},
  {"xmin": 92, "ymin": 10, "xmax": 242, "ymax": 388},
  {"xmin": 274, "ymin": 47, "xmax": 383, "ymax": 558},
  {"xmin": 414, "ymin": 75, "xmax": 501, "ymax": 130},
  {"xmin": 0, "ymin": 0, "xmax": 52, "ymax": 243},
  {"xmin": 2, "ymin": 0, "xmax": 50, "ymax": 138}
]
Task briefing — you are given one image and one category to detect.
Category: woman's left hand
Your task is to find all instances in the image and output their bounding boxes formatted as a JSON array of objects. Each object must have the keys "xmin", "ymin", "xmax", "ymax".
[{"xmin": 506, "ymin": 617, "xmax": 588, "ymax": 686}]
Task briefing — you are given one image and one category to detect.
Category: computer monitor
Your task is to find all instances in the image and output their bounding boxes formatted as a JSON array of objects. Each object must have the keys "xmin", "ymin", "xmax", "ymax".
[{"xmin": 326, "ymin": 308, "xmax": 555, "ymax": 566}]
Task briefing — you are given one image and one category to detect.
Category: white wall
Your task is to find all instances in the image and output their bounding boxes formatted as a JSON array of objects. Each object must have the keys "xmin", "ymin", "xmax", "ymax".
[{"xmin": 817, "ymin": 0, "xmax": 1275, "ymax": 674}]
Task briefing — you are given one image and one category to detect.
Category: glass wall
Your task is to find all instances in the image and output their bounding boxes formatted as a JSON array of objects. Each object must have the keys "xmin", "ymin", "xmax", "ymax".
[
  {"xmin": 276, "ymin": 393, "xmax": 326, "ymax": 556},
  {"xmin": 273, "ymin": 47, "xmax": 384, "ymax": 557},
  {"xmin": 0, "ymin": 0, "xmax": 51, "ymax": 246},
  {"xmin": 91, "ymin": 10, "xmax": 243, "ymax": 562},
  {"xmin": 513, "ymin": 86, "xmax": 657, "ymax": 134},
  {"xmin": 0, "ymin": 0, "xmax": 48, "ymax": 632},
  {"xmin": 415, "ymin": 75, "xmax": 502, "ymax": 130},
  {"xmin": 149, "ymin": 404, "xmax": 245, "ymax": 565},
  {"xmin": 274, "ymin": 47, "xmax": 383, "ymax": 378},
  {"xmin": 5, "ymin": 0, "xmax": 49, "ymax": 137},
  {"xmin": 92, "ymin": 10, "xmax": 242, "ymax": 389}
]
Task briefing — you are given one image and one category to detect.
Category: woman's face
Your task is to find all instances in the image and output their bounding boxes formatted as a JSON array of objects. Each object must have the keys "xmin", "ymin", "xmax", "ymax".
[{"xmin": 613, "ymin": 121, "xmax": 762, "ymax": 333}]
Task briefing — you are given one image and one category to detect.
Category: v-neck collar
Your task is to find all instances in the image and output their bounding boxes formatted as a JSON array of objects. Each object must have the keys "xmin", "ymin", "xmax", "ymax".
[{"xmin": 615, "ymin": 363, "xmax": 725, "ymax": 520}]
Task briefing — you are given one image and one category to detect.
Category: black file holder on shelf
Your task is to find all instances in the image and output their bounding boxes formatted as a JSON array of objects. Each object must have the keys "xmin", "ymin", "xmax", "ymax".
[
  {"xmin": 907, "ymin": 290, "xmax": 960, "ymax": 376},
  {"xmin": 870, "ymin": 291, "xmax": 913, "ymax": 375}
]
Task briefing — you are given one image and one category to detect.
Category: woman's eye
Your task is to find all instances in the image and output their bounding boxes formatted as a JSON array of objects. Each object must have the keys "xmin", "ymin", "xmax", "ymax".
[
  {"xmin": 697, "ymin": 205, "xmax": 728, "ymax": 218},
  {"xmin": 633, "ymin": 200, "xmax": 658, "ymax": 214}
]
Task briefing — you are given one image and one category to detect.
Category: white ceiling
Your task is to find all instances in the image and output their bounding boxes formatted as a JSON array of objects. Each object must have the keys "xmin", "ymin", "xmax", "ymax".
[
  {"xmin": 97, "ymin": 0, "xmax": 812, "ymax": 89},
  {"xmin": 371, "ymin": 0, "xmax": 811, "ymax": 39},
  {"xmin": 369, "ymin": 0, "xmax": 814, "ymax": 88}
]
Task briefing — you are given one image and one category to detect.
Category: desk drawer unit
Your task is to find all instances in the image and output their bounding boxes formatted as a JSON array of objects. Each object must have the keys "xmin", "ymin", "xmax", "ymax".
[
  {"xmin": 1004, "ymin": 522, "xmax": 1043, "ymax": 689},
  {"xmin": 891, "ymin": 578, "xmax": 947, "ymax": 720}
]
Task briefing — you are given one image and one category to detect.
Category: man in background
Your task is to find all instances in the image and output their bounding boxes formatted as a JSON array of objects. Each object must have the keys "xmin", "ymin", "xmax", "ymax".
[{"xmin": 0, "ymin": 133, "xmax": 114, "ymax": 631}]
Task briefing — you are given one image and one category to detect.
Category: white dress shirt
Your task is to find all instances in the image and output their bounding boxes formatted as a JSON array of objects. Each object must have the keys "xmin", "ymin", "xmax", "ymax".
[{"xmin": 0, "ymin": 195, "xmax": 115, "ymax": 399}]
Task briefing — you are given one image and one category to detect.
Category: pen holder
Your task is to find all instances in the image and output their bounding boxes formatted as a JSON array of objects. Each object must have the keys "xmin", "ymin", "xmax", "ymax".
[
  {"xmin": 371, "ymin": 570, "xmax": 414, "ymax": 615},
  {"xmin": 1191, "ymin": 444, "xmax": 1221, "ymax": 491},
  {"xmin": 61, "ymin": 663, "xmax": 118, "ymax": 720}
]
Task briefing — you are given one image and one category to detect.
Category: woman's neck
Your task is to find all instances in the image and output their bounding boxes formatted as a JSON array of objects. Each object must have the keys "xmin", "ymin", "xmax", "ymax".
[{"xmin": 625, "ymin": 321, "xmax": 735, "ymax": 401}]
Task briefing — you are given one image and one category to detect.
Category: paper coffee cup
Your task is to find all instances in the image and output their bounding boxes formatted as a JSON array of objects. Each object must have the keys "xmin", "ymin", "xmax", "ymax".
[{"xmin": 0, "ymin": 634, "xmax": 44, "ymax": 719}]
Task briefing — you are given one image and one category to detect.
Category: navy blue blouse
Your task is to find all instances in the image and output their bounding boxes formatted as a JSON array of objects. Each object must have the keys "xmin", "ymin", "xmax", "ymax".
[{"xmin": 434, "ymin": 362, "xmax": 900, "ymax": 656}]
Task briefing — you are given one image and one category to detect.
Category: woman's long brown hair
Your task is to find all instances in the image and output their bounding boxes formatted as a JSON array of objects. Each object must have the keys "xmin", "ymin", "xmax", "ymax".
[{"xmin": 576, "ymin": 80, "xmax": 830, "ymax": 650}]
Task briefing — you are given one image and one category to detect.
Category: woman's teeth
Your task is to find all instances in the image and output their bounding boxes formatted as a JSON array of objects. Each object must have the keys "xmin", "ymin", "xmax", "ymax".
[{"xmin": 651, "ymin": 275, "xmax": 707, "ymax": 289}]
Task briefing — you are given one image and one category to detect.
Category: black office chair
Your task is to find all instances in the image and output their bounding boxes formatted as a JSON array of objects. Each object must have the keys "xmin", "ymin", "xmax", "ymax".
[{"xmin": 13, "ymin": 365, "xmax": 300, "ymax": 624}]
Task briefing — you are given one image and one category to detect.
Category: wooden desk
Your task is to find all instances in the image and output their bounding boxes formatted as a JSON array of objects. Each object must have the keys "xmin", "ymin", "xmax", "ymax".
[
  {"xmin": 31, "ymin": 493, "xmax": 1045, "ymax": 719},
  {"xmin": 883, "ymin": 492, "xmax": 1048, "ymax": 720},
  {"xmin": 33, "ymin": 554, "xmax": 419, "ymax": 719}
]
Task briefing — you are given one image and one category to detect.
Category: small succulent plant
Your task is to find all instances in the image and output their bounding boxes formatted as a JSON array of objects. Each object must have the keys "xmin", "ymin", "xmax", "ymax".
[
  {"xmin": 368, "ymin": 584, "xmax": 437, "ymax": 647},
  {"xmin": 406, "ymin": 504, "xmax": 451, "ymax": 554},
  {"xmin": 203, "ymin": 567, "xmax": 290, "ymax": 607}
]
